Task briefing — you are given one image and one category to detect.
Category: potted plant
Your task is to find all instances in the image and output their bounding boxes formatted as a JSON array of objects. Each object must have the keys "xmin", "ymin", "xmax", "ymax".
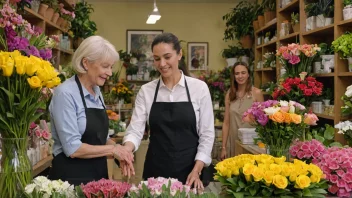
[
  {"xmin": 332, "ymin": 32, "xmax": 352, "ymax": 72},
  {"xmin": 322, "ymin": 87, "xmax": 333, "ymax": 106},
  {"xmin": 316, "ymin": 0, "xmax": 333, "ymax": 28},
  {"xmin": 264, "ymin": 31, "xmax": 271, "ymax": 43},
  {"xmin": 71, "ymin": 2, "xmax": 97, "ymax": 49},
  {"xmin": 126, "ymin": 65, "xmax": 139, "ymax": 80},
  {"xmin": 38, "ymin": 0, "xmax": 50, "ymax": 17},
  {"xmin": 323, "ymin": 4, "xmax": 334, "ymax": 26},
  {"xmin": 221, "ymin": 45, "xmax": 243, "ymax": 66},
  {"xmin": 262, "ymin": 0, "xmax": 276, "ymax": 24},
  {"xmin": 252, "ymin": 2, "xmax": 263, "ymax": 31},
  {"xmin": 222, "ymin": 0, "xmax": 256, "ymax": 48},
  {"xmin": 149, "ymin": 69, "xmax": 160, "ymax": 80},
  {"xmin": 305, "ymin": 2, "xmax": 319, "ymax": 31},
  {"xmin": 319, "ymin": 43, "xmax": 334, "ymax": 72},
  {"xmin": 343, "ymin": 0, "xmax": 352, "ymax": 20},
  {"xmin": 291, "ymin": 12, "xmax": 299, "ymax": 32},
  {"xmin": 50, "ymin": 0, "xmax": 60, "ymax": 24}
]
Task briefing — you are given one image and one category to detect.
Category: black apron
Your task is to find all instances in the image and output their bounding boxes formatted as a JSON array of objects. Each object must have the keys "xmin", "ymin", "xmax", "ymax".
[
  {"xmin": 48, "ymin": 75, "xmax": 109, "ymax": 186},
  {"xmin": 143, "ymin": 78, "xmax": 199, "ymax": 184}
]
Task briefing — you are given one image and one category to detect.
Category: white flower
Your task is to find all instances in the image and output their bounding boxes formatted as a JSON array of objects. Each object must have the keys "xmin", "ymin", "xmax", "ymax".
[
  {"xmin": 170, "ymin": 189, "xmax": 177, "ymax": 196},
  {"xmin": 345, "ymin": 88, "xmax": 352, "ymax": 97},
  {"xmin": 279, "ymin": 100, "xmax": 289, "ymax": 107},
  {"xmin": 347, "ymin": 84, "xmax": 352, "ymax": 91},
  {"xmin": 289, "ymin": 105, "xmax": 295, "ymax": 113},
  {"xmin": 25, "ymin": 184, "xmax": 36, "ymax": 194},
  {"xmin": 264, "ymin": 107, "xmax": 280, "ymax": 115},
  {"xmin": 130, "ymin": 57, "xmax": 138, "ymax": 64},
  {"xmin": 338, "ymin": 130, "xmax": 345, "ymax": 134}
]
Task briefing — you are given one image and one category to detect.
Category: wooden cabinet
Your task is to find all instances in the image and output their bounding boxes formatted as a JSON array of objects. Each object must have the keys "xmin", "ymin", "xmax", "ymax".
[{"xmin": 254, "ymin": 0, "xmax": 352, "ymax": 143}]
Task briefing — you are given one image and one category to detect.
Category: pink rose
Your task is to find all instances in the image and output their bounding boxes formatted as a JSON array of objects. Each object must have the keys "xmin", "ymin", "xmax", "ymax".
[
  {"xmin": 35, "ymin": 129, "xmax": 42, "ymax": 138},
  {"xmin": 304, "ymin": 113, "xmax": 319, "ymax": 125},
  {"xmin": 41, "ymin": 130, "xmax": 51, "ymax": 140},
  {"xmin": 330, "ymin": 174, "xmax": 339, "ymax": 183},
  {"xmin": 289, "ymin": 55, "xmax": 300, "ymax": 64},
  {"xmin": 328, "ymin": 184, "xmax": 339, "ymax": 194},
  {"xmin": 297, "ymin": 151, "xmax": 305, "ymax": 159}
]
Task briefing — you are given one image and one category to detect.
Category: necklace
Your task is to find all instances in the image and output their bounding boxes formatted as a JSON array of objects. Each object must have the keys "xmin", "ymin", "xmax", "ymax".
[{"xmin": 236, "ymin": 92, "xmax": 252, "ymax": 108}]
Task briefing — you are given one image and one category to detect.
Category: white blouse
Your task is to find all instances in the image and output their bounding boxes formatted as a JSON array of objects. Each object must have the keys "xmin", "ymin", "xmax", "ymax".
[{"xmin": 123, "ymin": 72, "xmax": 215, "ymax": 166}]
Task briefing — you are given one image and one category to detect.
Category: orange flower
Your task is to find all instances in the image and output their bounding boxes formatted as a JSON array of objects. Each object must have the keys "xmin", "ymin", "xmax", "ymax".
[
  {"xmin": 269, "ymin": 111, "xmax": 285, "ymax": 123},
  {"xmin": 290, "ymin": 113, "xmax": 302, "ymax": 124},
  {"xmin": 283, "ymin": 112, "xmax": 291, "ymax": 124}
]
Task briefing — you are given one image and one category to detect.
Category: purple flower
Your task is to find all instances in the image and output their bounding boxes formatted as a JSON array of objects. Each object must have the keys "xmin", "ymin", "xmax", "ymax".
[
  {"xmin": 7, "ymin": 36, "xmax": 29, "ymax": 52},
  {"xmin": 25, "ymin": 45, "xmax": 40, "ymax": 57},
  {"xmin": 33, "ymin": 26, "xmax": 43, "ymax": 36},
  {"xmin": 257, "ymin": 113, "xmax": 269, "ymax": 126},
  {"xmin": 39, "ymin": 48, "xmax": 52, "ymax": 60}
]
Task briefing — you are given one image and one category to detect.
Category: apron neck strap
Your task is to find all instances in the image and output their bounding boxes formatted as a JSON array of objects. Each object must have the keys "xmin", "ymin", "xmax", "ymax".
[
  {"xmin": 153, "ymin": 77, "xmax": 191, "ymax": 102},
  {"xmin": 75, "ymin": 75, "xmax": 106, "ymax": 109}
]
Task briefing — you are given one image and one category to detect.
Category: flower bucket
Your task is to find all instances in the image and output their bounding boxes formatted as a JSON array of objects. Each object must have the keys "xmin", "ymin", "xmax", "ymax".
[
  {"xmin": 51, "ymin": 12, "xmax": 60, "ymax": 24},
  {"xmin": 38, "ymin": 3, "xmax": 48, "ymax": 17},
  {"xmin": 316, "ymin": 14, "xmax": 325, "ymax": 28},
  {"xmin": 258, "ymin": 15, "xmax": 265, "ymax": 28},
  {"xmin": 0, "ymin": 138, "xmax": 32, "ymax": 198},
  {"xmin": 266, "ymin": 145, "xmax": 290, "ymax": 160},
  {"xmin": 324, "ymin": 17, "xmax": 333, "ymax": 26},
  {"xmin": 45, "ymin": 7, "xmax": 54, "ymax": 20},
  {"xmin": 306, "ymin": 16, "xmax": 316, "ymax": 31}
]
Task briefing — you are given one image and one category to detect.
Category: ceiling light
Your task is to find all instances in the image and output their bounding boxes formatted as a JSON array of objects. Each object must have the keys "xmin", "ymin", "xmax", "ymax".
[{"xmin": 146, "ymin": 0, "xmax": 161, "ymax": 24}]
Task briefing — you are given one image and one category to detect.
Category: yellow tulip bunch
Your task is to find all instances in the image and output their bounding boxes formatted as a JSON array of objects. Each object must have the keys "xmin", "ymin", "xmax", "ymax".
[
  {"xmin": 215, "ymin": 154, "xmax": 327, "ymax": 197},
  {"xmin": 0, "ymin": 50, "xmax": 61, "ymax": 89}
]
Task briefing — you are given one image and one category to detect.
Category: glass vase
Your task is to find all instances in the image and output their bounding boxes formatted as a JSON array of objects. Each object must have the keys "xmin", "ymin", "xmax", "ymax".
[
  {"xmin": 266, "ymin": 145, "xmax": 290, "ymax": 161},
  {"xmin": 0, "ymin": 138, "xmax": 32, "ymax": 198}
]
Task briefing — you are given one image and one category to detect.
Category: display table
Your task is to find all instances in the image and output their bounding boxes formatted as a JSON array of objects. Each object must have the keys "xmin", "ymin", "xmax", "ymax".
[
  {"xmin": 32, "ymin": 155, "xmax": 53, "ymax": 176},
  {"xmin": 235, "ymin": 140, "xmax": 266, "ymax": 155}
]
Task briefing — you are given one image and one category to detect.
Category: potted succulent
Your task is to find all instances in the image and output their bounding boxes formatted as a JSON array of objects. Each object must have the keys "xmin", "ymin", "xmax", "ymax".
[
  {"xmin": 264, "ymin": 31, "xmax": 271, "ymax": 43},
  {"xmin": 343, "ymin": 0, "xmax": 352, "ymax": 20},
  {"xmin": 71, "ymin": 2, "xmax": 97, "ymax": 49},
  {"xmin": 291, "ymin": 12, "xmax": 300, "ymax": 32},
  {"xmin": 262, "ymin": 0, "xmax": 276, "ymax": 24},
  {"xmin": 332, "ymin": 32, "xmax": 352, "ymax": 72},
  {"xmin": 305, "ymin": 2, "xmax": 319, "ymax": 31},
  {"xmin": 222, "ymin": 0, "xmax": 256, "ymax": 48},
  {"xmin": 316, "ymin": 0, "xmax": 333, "ymax": 28},
  {"xmin": 322, "ymin": 88, "xmax": 333, "ymax": 106}
]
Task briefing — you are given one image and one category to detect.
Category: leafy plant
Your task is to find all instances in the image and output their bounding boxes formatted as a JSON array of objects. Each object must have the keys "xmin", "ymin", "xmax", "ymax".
[
  {"xmin": 305, "ymin": 2, "xmax": 319, "ymax": 17},
  {"xmin": 332, "ymin": 32, "xmax": 352, "ymax": 58},
  {"xmin": 324, "ymin": 5, "xmax": 334, "ymax": 18},
  {"xmin": 291, "ymin": 12, "xmax": 299, "ymax": 26},
  {"xmin": 70, "ymin": 2, "xmax": 97, "ymax": 39},
  {"xmin": 306, "ymin": 124, "xmax": 343, "ymax": 147},
  {"xmin": 318, "ymin": 43, "xmax": 334, "ymax": 55},
  {"xmin": 222, "ymin": 0, "xmax": 256, "ymax": 41},
  {"xmin": 262, "ymin": 0, "xmax": 276, "ymax": 12},
  {"xmin": 344, "ymin": 0, "xmax": 352, "ymax": 7},
  {"xmin": 316, "ymin": 0, "xmax": 334, "ymax": 16},
  {"xmin": 322, "ymin": 87, "xmax": 333, "ymax": 101},
  {"xmin": 221, "ymin": 45, "xmax": 246, "ymax": 59},
  {"xmin": 149, "ymin": 69, "xmax": 160, "ymax": 79},
  {"xmin": 126, "ymin": 65, "xmax": 138, "ymax": 75}
]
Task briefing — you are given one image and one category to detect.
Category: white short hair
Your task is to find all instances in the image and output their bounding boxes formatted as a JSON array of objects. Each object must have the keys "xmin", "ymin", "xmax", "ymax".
[{"xmin": 72, "ymin": 35, "xmax": 119, "ymax": 74}]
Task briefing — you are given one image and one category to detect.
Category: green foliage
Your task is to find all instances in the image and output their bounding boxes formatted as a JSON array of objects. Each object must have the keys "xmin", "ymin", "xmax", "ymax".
[
  {"xmin": 322, "ymin": 87, "xmax": 333, "ymax": 101},
  {"xmin": 222, "ymin": 1, "xmax": 256, "ymax": 41},
  {"xmin": 332, "ymin": 32, "xmax": 352, "ymax": 58},
  {"xmin": 305, "ymin": 2, "xmax": 319, "ymax": 17},
  {"xmin": 126, "ymin": 65, "xmax": 139, "ymax": 75},
  {"xmin": 70, "ymin": 2, "xmax": 97, "ymax": 39},
  {"xmin": 221, "ymin": 45, "xmax": 247, "ymax": 59},
  {"xmin": 344, "ymin": 0, "xmax": 352, "ymax": 7},
  {"xmin": 318, "ymin": 43, "xmax": 334, "ymax": 55},
  {"xmin": 290, "ymin": 12, "xmax": 299, "ymax": 26},
  {"xmin": 262, "ymin": 0, "xmax": 276, "ymax": 12},
  {"xmin": 149, "ymin": 69, "xmax": 160, "ymax": 79},
  {"xmin": 260, "ymin": 81, "xmax": 276, "ymax": 95},
  {"xmin": 307, "ymin": 124, "xmax": 343, "ymax": 147}
]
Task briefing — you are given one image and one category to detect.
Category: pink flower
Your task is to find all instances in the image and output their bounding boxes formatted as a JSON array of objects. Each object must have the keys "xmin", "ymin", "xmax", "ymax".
[
  {"xmin": 329, "ymin": 184, "xmax": 339, "ymax": 194},
  {"xmin": 35, "ymin": 129, "xmax": 42, "ymax": 138},
  {"xmin": 41, "ymin": 130, "xmax": 51, "ymax": 140},
  {"xmin": 282, "ymin": 51, "xmax": 291, "ymax": 60},
  {"xmin": 304, "ymin": 113, "xmax": 319, "ymax": 125},
  {"xmin": 289, "ymin": 55, "xmax": 300, "ymax": 64},
  {"xmin": 330, "ymin": 175, "xmax": 339, "ymax": 183},
  {"xmin": 297, "ymin": 151, "xmax": 305, "ymax": 159}
]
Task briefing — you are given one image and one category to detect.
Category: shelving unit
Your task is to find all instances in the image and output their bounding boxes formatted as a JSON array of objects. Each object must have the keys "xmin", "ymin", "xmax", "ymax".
[
  {"xmin": 32, "ymin": 155, "xmax": 53, "ymax": 177},
  {"xmin": 254, "ymin": 0, "xmax": 352, "ymax": 144}
]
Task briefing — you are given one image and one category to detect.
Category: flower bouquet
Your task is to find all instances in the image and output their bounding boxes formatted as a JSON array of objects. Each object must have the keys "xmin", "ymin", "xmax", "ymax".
[
  {"xmin": 335, "ymin": 120, "xmax": 352, "ymax": 146},
  {"xmin": 111, "ymin": 80, "xmax": 134, "ymax": 103},
  {"xmin": 0, "ymin": 50, "xmax": 61, "ymax": 197},
  {"xmin": 128, "ymin": 177, "xmax": 217, "ymax": 198},
  {"xmin": 314, "ymin": 147, "xmax": 352, "ymax": 197},
  {"xmin": 75, "ymin": 178, "xmax": 131, "ymax": 198},
  {"xmin": 243, "ymin": 100, "xmax": 318, "ymax": 157},
  {"xmin": 276, "ymin": 43, "xmax": 320, "ymax": 77},
  {"xmin": 272, "ymin": 74, "xmax": 323, "ymax": 107},
  {"xmin": 289, "ymin": 139, "xmax": 326, "ymax": 164},
  {"xmin": 214, "ymin": 154, "xmax": 328, "ymax": 198},
  {"xmin": 341, "ymin": 84, "xmax": 352, "ymax": 116},
  {"xmin": 24, "ymin": 176, "xmax": 76, "ymax": 198}
]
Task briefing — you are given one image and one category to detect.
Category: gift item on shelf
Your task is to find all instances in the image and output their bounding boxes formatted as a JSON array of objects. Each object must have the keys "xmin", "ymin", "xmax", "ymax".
[{"xmin": 238, "ymin": 128, "xmax": 257, "ymax": 144}]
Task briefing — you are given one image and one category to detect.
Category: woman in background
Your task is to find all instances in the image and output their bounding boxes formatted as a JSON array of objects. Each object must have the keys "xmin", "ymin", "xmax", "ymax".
[{"xmin": 220, "ymin": 62, "xmax": 264, "ymax": 160}]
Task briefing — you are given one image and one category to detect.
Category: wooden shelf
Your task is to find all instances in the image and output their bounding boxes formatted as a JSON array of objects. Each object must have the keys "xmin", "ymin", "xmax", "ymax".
[
  {"xmin": 279, "ymin": 32, "xmax": 300, "ymax": 42},
  {"xmin": 23, "ymin": 7, "xmax": 66, "ymax": 32},
  {"xmin": 302, "ymin": 24, "xmax": 334, "ymax": 36},
  {"xmin": 313, "ymin": 73, "xmax": 335, "ymax": 77},
  {"xmin": 255, "ymin": 67, "xmax": 275, "ymax": 71},
  {"xmin": 257, "ymin": 39, "xmax": 277, "ymax": 49},
  {"xmin": 127, "ymin": 80, "xmax": 150, "ymax": 84},
  {"xmin": 53, "ymin": 47, "xmax": 74, "ymax": 55},
  {"xmin": 278, "ymin": 0, "xmax": 299, "ymax": 13},
  {"xmin": 32, "ymin": 155, "xmax": 53, "ymax": 177},
  {"xmin": 338, "ymin": 18, "xmax": 352, "ymax": 26},
  {"xmin": 338, "ymin": 72, "xmax": 352, "ymax": 76},
  {"xmin": 236, "ymin": 140, "xmax": 266, "ymax": 155},
  {"xmin": 59, "ymin": 0, "xmax": 75, "ymax": 11},
  {"xmin": 315, "ymin": 113, "xmax": 334, "ymax": 120},
  {"xmin": 255, "ymin": 18, "xmax": 277, "ymax": 34}
]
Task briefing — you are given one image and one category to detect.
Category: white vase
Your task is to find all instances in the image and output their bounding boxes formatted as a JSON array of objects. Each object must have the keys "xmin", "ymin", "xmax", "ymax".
[
  {"xmin": 226, "ymin": 58, "xmax": 238, "ymax": 67},
  {"xmin": 311, "ymin": 101, "xmax": 323, "ymax": 113},
  {"xmin": 323, "ymin": 99, "xmax": 330, "ymax": 106},
  {"xmin": 127, "ymin": 75, "xmax": 132, "ymax": 80},
  {"xmin": 143, "ymin": 71, "xmax": 150, "ymax": 81},
  {"xmin": 264, "ymin": 37, "xmax": 270, "ymax": 43},
  {"xmin": 347, "ymin": 57, "xmax": 352, "ymax": 72},
  {"xmin": 306, "ymin": 16, "xmax": 317, "ymax": 31},
  {"xmin": 313, "ymin": 62, "xmax": 322, "ymax": 73},
  {"xmin": 321, "ymin": 55, "xmax": 335, "ymax": 69},
  {"xmin": 343, "ymin": 7, "xmax": 352, "ymax": 20},
  {"xmin": 316, "ymin": 14, "xmax": 325, "ymax": 28},
  {"xmin": 324, "ymin": 17, "xmax": 333, "ymax": 26}
]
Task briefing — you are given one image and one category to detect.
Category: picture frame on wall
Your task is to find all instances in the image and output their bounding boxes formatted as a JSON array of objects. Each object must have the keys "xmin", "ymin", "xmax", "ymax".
[
  {"xmin": 187, "ymin": 42, "xmax": 208, "ymax": 71},
  {"xmin": 126, "ymin": 30, "xmax": 163, "ymax": 70}
]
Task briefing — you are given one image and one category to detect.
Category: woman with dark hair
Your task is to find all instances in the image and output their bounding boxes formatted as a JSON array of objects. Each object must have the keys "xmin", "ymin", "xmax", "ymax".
[
  {"xmin": 220, "ymin": 62, "xmax": 264, "ymax": 160},
  {"xmin": 122, "ymin": 33, "xmax": 214, "ymax": 189}
]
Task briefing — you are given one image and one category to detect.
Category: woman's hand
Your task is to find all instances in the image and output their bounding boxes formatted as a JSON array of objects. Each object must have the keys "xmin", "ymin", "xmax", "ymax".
[
  {"xmin": 119, "ymin": 160, "xmax": 135, "ymax": 178},
  {"xmin": 220, "ymin": 147, "xmax": 227, "ymax": 161},
  {"xmin": 186, "ymin": 170, "xmax": 204, "ymax": 190},
  {"xmin": 112, "ymin": 144, "xmax": 134, "ymax": 166}
]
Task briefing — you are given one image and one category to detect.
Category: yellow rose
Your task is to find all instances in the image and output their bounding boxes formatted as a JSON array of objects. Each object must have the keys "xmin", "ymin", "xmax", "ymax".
[
  {"xmin": 1, "ymin": 56, "xmax": 14, "ymax": 77},
  {"xmin": 52, "ymin": 77, "xmax": 61, "ymax": 86},
  {"xmin": 252, "ymin": 167, "xmax": 264, "ymax": 182},
  {"xmin": 273, "ymin": 175, "xmax": 288, "ymax": 189},
  {"xmin": 45, "ymin": 80, "xmax": 55, "ymax": 88},
  {"xmin": 231, "ymin": 166, "xmax": 240, "ymax": 176},
  {"xmin": 280, "ymin": 164, "xmax": 292, "ymax": 177},
  {"xmin": 263, "ymin": 170, "xmax": 275, "ymax": 184},
  {"xmin": 269, "ymin": 111, "xmax": 285, "ymax": 123},
  {"xmin": 269, "ymin": 164, "xmax": 282, "ymax": 175},
  {"xmin": 15, "ymin": 56, "xmax": 26, "ymax": 75},
  {"xmin": 27, "ymin": 76, "xmax": 42, "ymax": 89},
  {"xmin": 243, "ymin": 163, "xmax": 255, "ymax": 176},
  {"xmin": 274, "ymin": 156, "xmax": 286, "ymax": 164},
  {"xmin": 289, "ymin": 174, "xmax": 297, "ymax": 182},
  {"xmin": 310, "ymin": 174, "xmax": 320, "ymax": 183},
  {"xmin": 283, "ymin": 112, "xmax": 291, "ymax": 124},
  {"xmin": 295, "ymin": 175, "xmax": 311, "ymax": 189},
  {"xmin": 26, "ymin": 56, "xmax": 41, "ymax": 76},
  {"xmin": 290, "ymin": 113, "xmax": 302, "ymax": 124}
]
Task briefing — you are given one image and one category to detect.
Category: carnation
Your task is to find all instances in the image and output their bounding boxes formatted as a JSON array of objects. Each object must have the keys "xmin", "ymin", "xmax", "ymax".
[{"xmin": 78, "ymin": 178, "xmax": 131, "ymax": 198}]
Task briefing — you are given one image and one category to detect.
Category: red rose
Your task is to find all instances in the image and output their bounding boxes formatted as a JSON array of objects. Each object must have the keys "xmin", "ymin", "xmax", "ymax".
[
  {"xmin": 304, "ymin": 88, "xmax": 313, "ymax": 96},
  {"xmin": 313, "ymin": 87, "xmax": 322, "ymax": 95},
  {"xmin": 298, "ymin": 84, "xmax": 307, "ymax": 91},
  {"xmin": 293, "ymin": 77, "xmax": 301, "ymax": 85}
]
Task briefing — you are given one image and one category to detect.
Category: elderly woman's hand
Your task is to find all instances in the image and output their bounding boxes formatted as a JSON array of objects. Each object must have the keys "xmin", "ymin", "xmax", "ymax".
[{"xmin": 112, "ymin": 144, "xmax": 134, "ymax": 166}]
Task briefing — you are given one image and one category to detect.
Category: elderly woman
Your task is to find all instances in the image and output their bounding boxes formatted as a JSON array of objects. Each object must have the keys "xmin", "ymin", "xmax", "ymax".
[{"xmin": 48, "ymin": 36, "xmax": 134, "ymax": 186}]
